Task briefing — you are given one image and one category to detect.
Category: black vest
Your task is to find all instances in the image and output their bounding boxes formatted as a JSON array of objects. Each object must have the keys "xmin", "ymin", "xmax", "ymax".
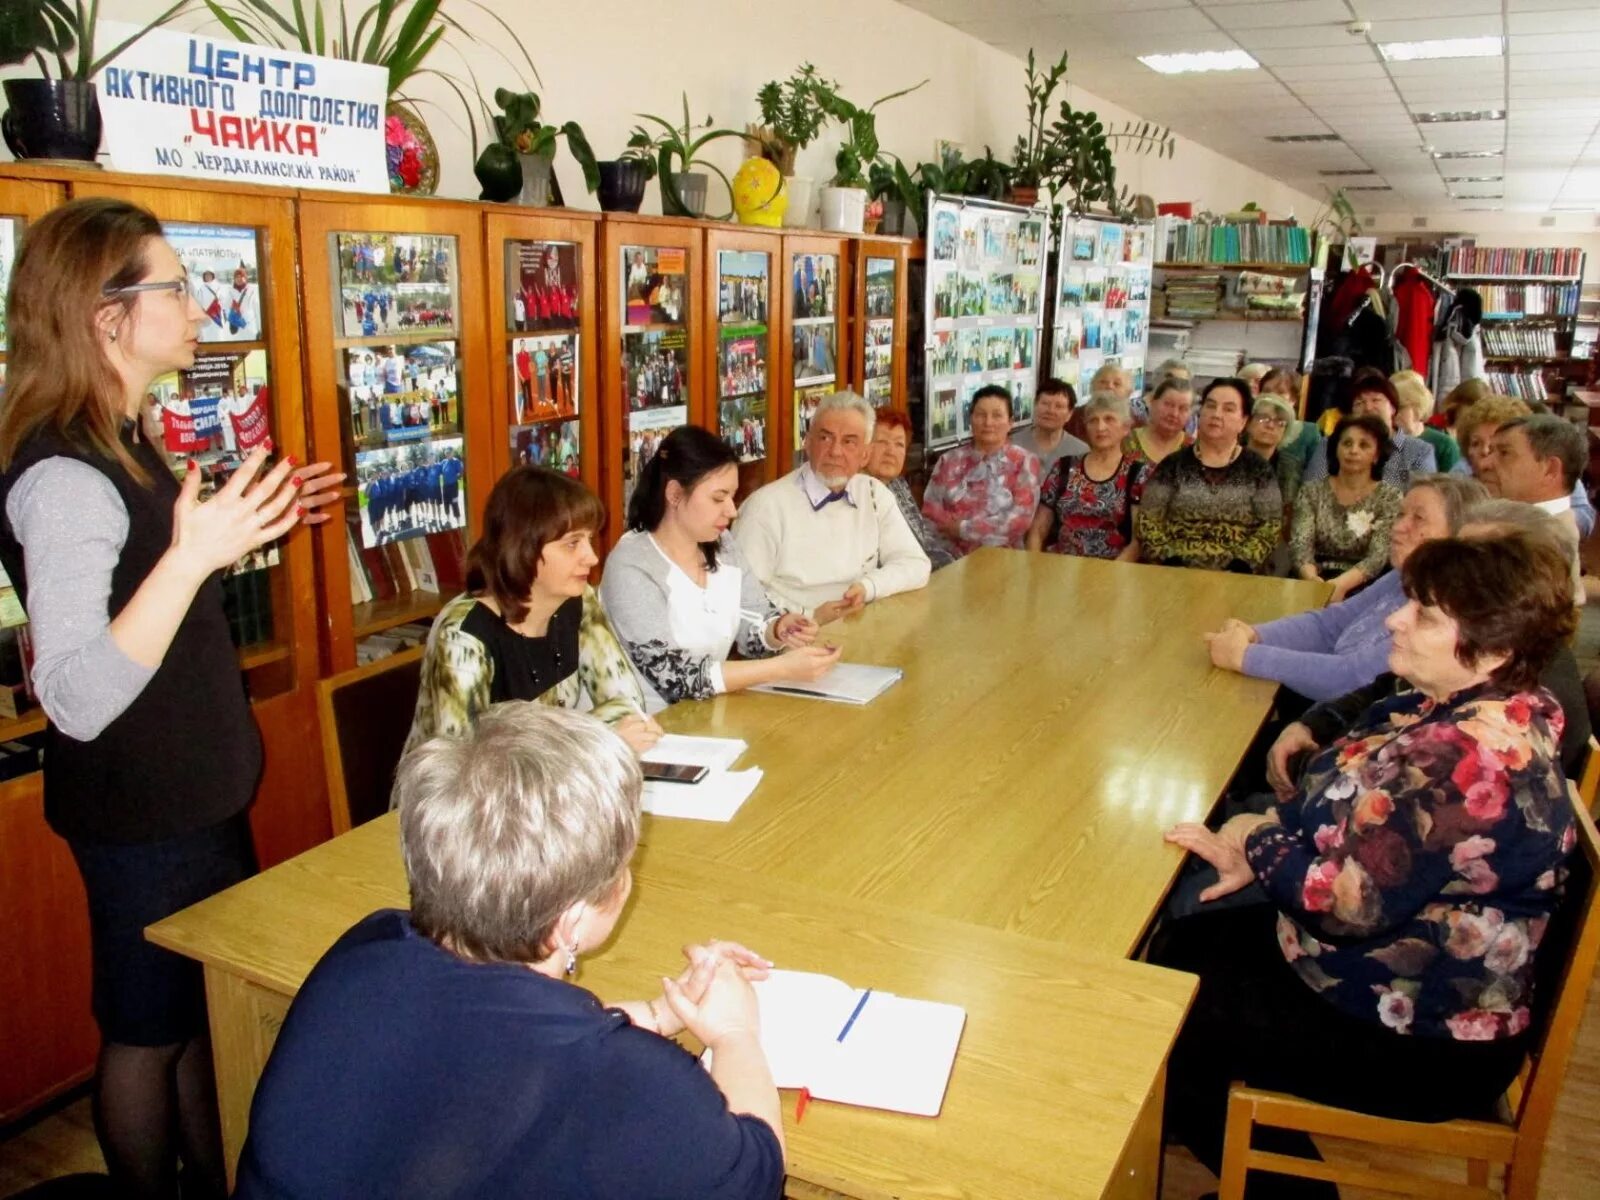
[{"xmin": 0, "ymin": 426, "xmax": 261, "ymax": 843}]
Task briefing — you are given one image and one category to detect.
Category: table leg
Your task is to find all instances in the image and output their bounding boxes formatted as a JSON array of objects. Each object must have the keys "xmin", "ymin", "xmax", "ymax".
[
  {"xmin": 202, "ymin": 967, "xmax": 290, "ymax": 1189},
  {"xmin": 1104, "ymin": 1068, "xmax": 1165, "ymax": 1200}
]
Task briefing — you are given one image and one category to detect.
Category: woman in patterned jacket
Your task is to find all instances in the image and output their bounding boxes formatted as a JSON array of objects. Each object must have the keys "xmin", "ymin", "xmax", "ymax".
[
  {"xmin": 1157, "ymin": 529, "xmax": 1578, "ymax": 1196},
  {"xmin": 402, "ymin": 467, "xmax": 661, "ymax": 762}
]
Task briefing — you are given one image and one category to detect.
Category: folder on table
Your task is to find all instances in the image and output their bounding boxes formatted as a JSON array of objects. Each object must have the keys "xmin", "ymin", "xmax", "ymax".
[
  {"xmin": 739, "ymin": 969, "xmax": 966, "ymax": 1116},
  {"xmin": 749, "ymin": 663, "xmax": 903, "ymax": 706}
]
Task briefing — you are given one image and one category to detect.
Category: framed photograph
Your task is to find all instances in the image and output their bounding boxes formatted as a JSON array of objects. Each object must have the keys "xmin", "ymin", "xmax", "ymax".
[
  {"xmin": 0, "ymin": 217, "xmax": 17, "ymax": 351},
  {"xmin": 355, "ymin": 435, "xmax": 466, "ymax": 549},
  {"xmin": 339, "ymin": 280, "xmax": 455, "ymax": 339},
  {"xmin": 511, "ymin": 418, "xmax": 580, "ymax": 477},
  {"xmin": 719, "ymin": 395, "xmax": 768, "ymax": 464},
  {"xmin": 718, "ymin": 250, "xmax": 770, "ymax": 327},
  {"xmin": 1070, "ymin": 230, "xmax": 1096, "ymax": 262},
  {"xmin": 957, "ymin": 327, "xmax": 983, "ymax": 375},
  {"xmin": 863, "ymin": 376, "xmax": 893, "ymax": 404},
  {"xmin": 931, "ymin": 266, "xmax": 958, "ymax": 322},
  {"xmin": 1125, "ymin": 227, "xmax": 1151, "ymax": 265},
  {"xmin": 166, "ymin": 223, "xmax": 263, "ymax": 344},
  {"xmin": 1013, "ymin": 372, "xmax": 1036, "ymax": 424},
  {"xmin": 793, "ymin": 321, "xmax": 837, "ymax": 385},
  {"xmin": 987, "ymin": 272, "xmax": 1015, "ymax": 316},
  {"xmin": 1015, "ymin": 326, "xmax": 1036, "ymax": 371},
  {"xmin": 930, "ymin": 209, "xmax": 958, "ymax": 262},
  {"xmin": 343, "ymin": 340, "xmax": 460, "ymax": 450},
  {"xmin": 956, "ymin": 270, "xmax": 985, "ymax": 318},
  {"xmin": 793, "ymin": 384, "xmax": 835, "ymax": 458},
  {"xmin": 957, "ymin": 213, "xmax": 982, "ymax": 270},
  {"xmin": 1017, "ymin": 219, "xmax": 1044, "ymax": 269},
  {"xmin": 984, "ymin": 327, "xmax": 1014, "ymax": 372},
  {"xmin": 864, "ymin": 317, "xmax": 894, "ymax": 381},
  {"xmin": 624, "ymin": 406, "xmax": 686, "ymax": 510},
  {"xmin": 1097, "ymin": 223, "xmax": 1124, "ymax": 267},
  {"xmin": 622, "ymin": 246, "xmax": 688, "ymax": 327},
  {"xmin": 1105, "ymin": 270, "xmax": 1129, "ymax": 311},
  {"xmin": 507, "ymin": 240, "xmax": 579, "ymax": 332},
  {"xmin": 146, "ymin": 349, "xmax": 271, "ymax": 463},
  {"xmin": 622, "ymin": 327, "xmax": 688, "ymax": 414},
  {"xmin": 929, "ymin": 384, "xmax": 958, "ymax": 444},
  {"xmin": 338, "ymin": 232, "xmax": 454, "ymax": 289},
  {"xmin": 510, "ymin": 332, "xmax": 579, "ymax": 426},
  {"xmin": 791, "ymin": 253, "xmax": 838, "ymax": 321},
  {"xmin": 864, "ymin": 256, "xmax": 896, "ymax": 318},
  {"xmin": 718, "ymin": 333, "xmax": 767, "ymax": 401},
  {"xmin": 929, "ymin": 330, "xmax": 958, "ymax": 379}
]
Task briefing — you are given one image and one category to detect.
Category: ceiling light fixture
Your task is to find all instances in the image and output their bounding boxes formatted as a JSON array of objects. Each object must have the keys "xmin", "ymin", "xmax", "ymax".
[
  {"xmin": 1452, "ymin": 193, "xmax": 1504, "ymax": 200},
  {"xmin": 1378, "ymin": 37, "xmax": 1502, "ymax": 62},
  {"xmin": 1344, "ymin": 185, "xmax": 1393, "ymax": 191},
  {"xmin": 1414, "ymin": 109, "xmax": 1505, "ymax": 124},
  {"xmin": 1443, "ymin": 175, "xmax": 1503, "ymax": 183},
  {"xmin": 1430, "ymin": 149, "xmax": 1502, "ymax": 160},
  {"xmin": 1265, "ymin": 133, "xmax": 1342, "ymax": 144},
  {"xmin": 1318, "ymin": 168, "xmax": 1377, "ymax": 176},
  {"xmin": 1137, "ymin": 50, "xmax": 1260, "ymax": 75}
]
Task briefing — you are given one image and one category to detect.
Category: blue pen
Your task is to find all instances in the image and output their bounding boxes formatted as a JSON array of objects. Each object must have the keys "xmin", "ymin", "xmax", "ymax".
[{"xmin": 836, "ymin": 989, "xmax": 872, "ymax": 1043}]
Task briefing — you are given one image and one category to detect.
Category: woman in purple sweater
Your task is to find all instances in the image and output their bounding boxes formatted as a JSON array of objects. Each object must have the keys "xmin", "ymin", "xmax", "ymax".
[{"xmin": 1203, "ymin": 474, "xmax": 1486, "ymax": 702}]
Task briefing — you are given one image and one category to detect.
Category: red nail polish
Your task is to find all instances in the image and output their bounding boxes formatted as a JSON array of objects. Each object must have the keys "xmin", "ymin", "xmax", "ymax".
[
  {"xmin": 263, "ymin": 436, "xmax": 274, "ymax": 451},
  {"xmin": 296, "ymin": 504, "xmax": 307, "ymax": 517},
  {"xmin": 291, "ymin": 476, "xmax": 303, "ymax": 488},
  {"xmin": 286, "ymin": 454, "xmax": 298, "ymax": 468},
  {"xmin": 186, "ymin": 459, "xmax": 197, "ymax": 472}
]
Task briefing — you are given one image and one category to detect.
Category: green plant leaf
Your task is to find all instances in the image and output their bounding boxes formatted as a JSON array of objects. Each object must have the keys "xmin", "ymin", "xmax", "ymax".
[
  {"xmin": 84, "ymin": 0, "xmax": 188, "ymax": 77},
  {"xmin": 560, "ymin": 120, "xmax": 599, "ymax": 193}
]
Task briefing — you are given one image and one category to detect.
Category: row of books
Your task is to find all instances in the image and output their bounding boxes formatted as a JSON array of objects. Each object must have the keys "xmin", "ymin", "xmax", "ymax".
[
  {"xmin": 346, "ymin": 529, "xmax": 467, "ymax": 606},
  {"xmin": 221, "ymin": 570, "xmax": 275, "ymax": 651},
  {"xmin": 1481, "ymin": 325, "xmax": 1564, "ymax": 358},
  {"xmin": 1474, "ymin": 283, "xmax": 1580, "ymax": 318},
  {"xmin": 1155, "ymin": 219, "xmax": 1313, "ymax": 266},
  {"xmin": 1446, "ymin": 245, "xmax": 1584, "ymax": 278},
  {"xmin": 1485, "ymin": 369, "xmax": 1551, "ymax": 402},
  {"xmin": 1164, "ymin": 275, "xmax": 1223, "ymax": 319},
  {"xmin": 356, "ymin": 621, "xmax": 433, "ymax": 665}
]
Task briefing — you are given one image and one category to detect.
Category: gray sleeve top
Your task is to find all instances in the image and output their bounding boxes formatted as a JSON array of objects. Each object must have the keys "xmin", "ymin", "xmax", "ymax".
[{"xmin": 6, "ymin": 458, "xmax": 157, "ymax": 741}]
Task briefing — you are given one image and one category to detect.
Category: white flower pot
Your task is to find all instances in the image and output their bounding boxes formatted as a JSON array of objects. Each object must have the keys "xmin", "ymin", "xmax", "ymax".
[
  {"xmin": 785, "ymin": 175, "xmax": 814, "ymax": 227},
  {"xmin": 819, "ymin": 185, "xmax": 866, "ymax": 234}
]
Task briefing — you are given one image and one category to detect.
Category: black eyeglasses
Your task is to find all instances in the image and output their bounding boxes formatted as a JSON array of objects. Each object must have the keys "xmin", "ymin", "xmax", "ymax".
[{"xmin": 102, "ymin": 280, "xmax": 188, "ymax": 299}]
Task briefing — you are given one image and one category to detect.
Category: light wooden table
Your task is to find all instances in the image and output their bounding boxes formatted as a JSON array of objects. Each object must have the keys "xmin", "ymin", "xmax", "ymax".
[
  {"xmin": 149, "ymin": 815, "xmax": 1198, "ymax": 1200},
  {"xmin": 645, "ymin": 549, "xmax": 1326, "ymax": 957}
]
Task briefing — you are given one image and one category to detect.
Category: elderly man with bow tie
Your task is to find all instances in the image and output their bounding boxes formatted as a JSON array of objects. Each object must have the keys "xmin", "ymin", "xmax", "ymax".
[{"xmin": 734, "ymin": 391, "xmax": 930, "ymax": 624}]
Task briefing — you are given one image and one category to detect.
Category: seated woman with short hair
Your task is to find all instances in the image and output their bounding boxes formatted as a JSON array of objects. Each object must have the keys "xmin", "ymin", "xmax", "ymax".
[
  {"xmin": 1289, "ymin": 414, "xmax": 1403, "ymax": 602},
  {"xmin": 1025, "ymin": 390, "xmax": 1145, "ymax": 560},
  {"xmin": 1205, "ymin": 474, "xmax": 1486, "ymax": 702},
  {"xmin": 235, "ymin": 704, "xmax": 786, "ymax": 1199},
  {"xmin": 1160, "ymin": 529, "xmax": 1579, "ymax": 1192},
  {"xmin": 1138, "ymin": 378, "xmax": 1282, "ymax": 573},
  {"xmin": 403, "ymin": 467, "xmax": 661, "ymax": 758},
  {"xmin": 922, "ymin": 385, "xmax": 1042, "ymax": 554},
  {"xmin": 865, "ymin": 407, "xmax": 957, "ymax": 570},
  {"xmin": 602, "ymin": 425, "xmax": 838, "ymax": 711}
]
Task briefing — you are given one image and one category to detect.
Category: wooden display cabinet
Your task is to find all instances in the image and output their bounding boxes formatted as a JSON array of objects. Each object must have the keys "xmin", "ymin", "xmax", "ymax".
[
  {"xmin": 702, "ymin": 224, "xmax": 784, "ymax": 499},
  {"xmin": 851, "ymin": 236, "xmax": 912, "ymax": 413},
  {"xmin": 777, "ymin": 233, "xmax": 852, "ymax": 471},
  {"xmin": 484, "ymin": 210, "xmax": 601, "ymax": 493},
  {"xmin": 296, "ymin": 195, "xmax": 492, "ymax": 674},
  {"xmin": 599, "ymin": 214, "xmax": 704, "ymax": 548}
]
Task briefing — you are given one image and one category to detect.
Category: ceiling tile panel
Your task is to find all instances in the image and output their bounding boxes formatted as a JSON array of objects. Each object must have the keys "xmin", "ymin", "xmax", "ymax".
[
  {"xmin": 1203, "ymin": 2, "xmax": 1352, "ymax": 31},
  {"xmin": 1365, "ymin": 16, "xmax": 1505, "ymax": 42}
]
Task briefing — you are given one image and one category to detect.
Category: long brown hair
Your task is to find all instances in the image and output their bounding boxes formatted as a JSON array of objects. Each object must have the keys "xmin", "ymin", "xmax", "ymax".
[{"xmin": 0, "ymin": 198, "xmax": 165, "ymax": 483}]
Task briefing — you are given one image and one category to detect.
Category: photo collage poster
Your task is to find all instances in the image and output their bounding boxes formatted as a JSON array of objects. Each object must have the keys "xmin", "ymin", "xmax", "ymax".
[
  {"xmin": 0, "ymin": 216, "xmax": 20, "ymax": 352},
  {"xmin": 791, "ymin": 251, "xmax": 839, "ymax": 467},
  {"xmin": 621, "ymin": 245, "xmax": 689, "ymax": 510},
  {"xmin": 506, "ymin": 240, "xmax": 581, "ymax": 471},
  {"xmin": 334, "ymin": 230, "xmax": 467, "ymax": 551},
  {"xmin": 149, "ymin": 221, "xmax": 279, "ymax": 576},
  {"xmin": 717, "ymin": 249, "xmax": 769, "ymax": 465},
  {"xmin": 1050, "ymin": 216, "xmax": 1154, "ymax": 405},
  {"xmin": 861, "ymin": 256, "xmax": 897, "ymax": 406},
  {"xmin": 924, "ymin": 198, "xmax": 1048, "ymax": 450}
]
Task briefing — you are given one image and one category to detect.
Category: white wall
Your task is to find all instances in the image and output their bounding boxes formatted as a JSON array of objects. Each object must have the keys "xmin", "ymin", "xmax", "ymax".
[{"xmin": 81, "ymin": 0, "xmax": 1320, "ymax": 222}]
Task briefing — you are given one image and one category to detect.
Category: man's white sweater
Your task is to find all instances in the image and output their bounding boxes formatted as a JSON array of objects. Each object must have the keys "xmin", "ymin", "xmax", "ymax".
[{"xmin": 733, "ymin": 467, "xmax": 931, "ymax": 616}]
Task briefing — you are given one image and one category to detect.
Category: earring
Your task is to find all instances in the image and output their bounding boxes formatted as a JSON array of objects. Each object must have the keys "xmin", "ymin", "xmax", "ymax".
[
  {"xmin": 107, "ymin": 332, "xmax": 117, "ymax": 342},
  {"xmin": 564, "ymin": 942, "xmax": 578, "ymax": 976}
]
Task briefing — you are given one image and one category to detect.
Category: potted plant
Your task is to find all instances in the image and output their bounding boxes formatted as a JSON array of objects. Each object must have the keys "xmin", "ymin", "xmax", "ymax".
[
  {"xmin": 747, "ymin": 63, "xmax": 835, "ymax": 227},
  {"xmin": 0, "ymin": 0, "xmax": 188, "ymax": 162},
  {"xmin": 961, "ymin": 146, "xmax": 1014, "ymax": 202},
  {"xmin": 817, "ymin": 77, "xmax": 926, "ymax": 234},
  {"xmin": 204, "ymin": 0, "xmax": 540, "ymax": 196},
  {"xmin": 596, "ymin": 142, "xmax": 656, "ymax": 214},
  {"xmin": 1049, "ymin": 100, "xmax": 1174, "ymax": 216},
  {"xmin": 628, "ymin": 93, "xmax": 743, "ymax": 220},
  {"xmin": 474, "ymin": 87, "xmax": 598, "ymax": 208},
  {"xmin": 868, "ymin": 158, "xmax": 922, "ymax": 237},
  {"xmin": 1008, "ymin": 49, "xmax": 1069, "ymax": 207}
]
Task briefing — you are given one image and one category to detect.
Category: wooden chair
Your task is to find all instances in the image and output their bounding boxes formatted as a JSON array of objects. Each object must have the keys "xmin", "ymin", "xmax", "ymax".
[
  {"xmin": 316, "ymin": 646, "xmax": 425, "ymax": 834},
  {"xmin": 1218, "ymin": 791, "xmax": 1600, "ymax": 1200},
  {"xmin": 1577, "ymin": 735, "xmax": 1600, "ymax": 814}
]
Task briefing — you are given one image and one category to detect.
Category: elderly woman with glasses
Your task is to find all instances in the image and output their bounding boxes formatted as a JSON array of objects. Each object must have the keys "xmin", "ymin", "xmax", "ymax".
[{"xmin": 235, "ymin": 704, "xmax": 786, "ymax": 1199}]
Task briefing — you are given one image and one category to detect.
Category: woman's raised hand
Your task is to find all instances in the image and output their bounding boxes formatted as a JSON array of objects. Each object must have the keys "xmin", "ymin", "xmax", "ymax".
[{"xmin": 170, "ymin": 446, "xmax": 344, "ymax": 577}]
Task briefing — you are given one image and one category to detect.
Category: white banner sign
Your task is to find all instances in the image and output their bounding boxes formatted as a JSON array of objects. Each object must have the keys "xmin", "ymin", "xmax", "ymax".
[{"xmin": 94, "ymin": 23, "xmax": 388, "ymax": 192}]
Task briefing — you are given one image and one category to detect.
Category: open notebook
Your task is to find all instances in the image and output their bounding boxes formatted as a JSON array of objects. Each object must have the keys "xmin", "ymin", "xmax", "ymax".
[
  {"xmin": 732, "ymin": 969, "xmax": 966, "ymax": 1117},
  {"xmin": 749, "ymin": 663, "xmax": 903, "ymax": 706}
]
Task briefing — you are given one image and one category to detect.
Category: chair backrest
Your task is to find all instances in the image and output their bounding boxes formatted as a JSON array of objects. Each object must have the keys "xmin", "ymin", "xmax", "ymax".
[
  {"xmin": 1509, "ymin": 789, "xmax": 1600, "ymax": 1195},
  {"xmin": 1577, "ymin": 735, "xmax": 1600, "ymax": 814},
  {"xmin": 316, "ymin": 646, "xmax": 425, "ymax": 833}
]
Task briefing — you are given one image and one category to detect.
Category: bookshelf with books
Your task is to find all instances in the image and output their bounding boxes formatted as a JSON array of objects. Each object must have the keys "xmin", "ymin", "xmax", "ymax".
[
  {"xmin": 1445, "ymin": 246, "xmax": 1589, "ymax": 405},
  {"xmin": 297, "ymin": 195, "xmax": 492, "ymax": 676}
]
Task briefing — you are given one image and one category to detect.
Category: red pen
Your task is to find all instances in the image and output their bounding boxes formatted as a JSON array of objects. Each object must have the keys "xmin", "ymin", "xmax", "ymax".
[{"xmin": 795, "ymin": 1087, "xmax": 811, "ymax": 1123}]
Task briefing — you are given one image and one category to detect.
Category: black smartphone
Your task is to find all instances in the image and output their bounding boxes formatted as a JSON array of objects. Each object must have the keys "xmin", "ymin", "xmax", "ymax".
[{"xmin": 641, "ymin": 761, "xmax": 709, "ymax": 785}]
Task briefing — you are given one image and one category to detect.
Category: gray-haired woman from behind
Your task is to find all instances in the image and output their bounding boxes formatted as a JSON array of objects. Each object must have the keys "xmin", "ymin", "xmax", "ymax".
[{"xmin": 235, "ymin": 704, "xmax": 786, "ymax": 1199}]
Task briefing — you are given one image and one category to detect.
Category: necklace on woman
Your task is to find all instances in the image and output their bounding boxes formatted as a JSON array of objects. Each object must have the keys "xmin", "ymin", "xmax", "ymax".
[{"xmin": 1195, "ymin": 441, "xmax": 1241, "ymax": 470}]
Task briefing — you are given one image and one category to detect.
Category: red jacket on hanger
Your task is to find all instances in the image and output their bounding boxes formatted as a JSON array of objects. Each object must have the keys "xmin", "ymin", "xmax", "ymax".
[{"xmin": 1392, "ymin": 269, "xmax": 1437, "ymax": 381}]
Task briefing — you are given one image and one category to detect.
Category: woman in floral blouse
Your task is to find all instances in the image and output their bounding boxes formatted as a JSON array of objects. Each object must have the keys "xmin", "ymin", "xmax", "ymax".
[
  {"xmin": 922, "ymin": 385, "xmax": 1041, "ymax": 555},
  {"xmin": 1157, "ymin": 529, "xmax": 1578, "ymax": 1191},
  {"xmin": 865, "ymin": 407, "xmax": 956, "ymax": 570},
  {"xmin": 1290, "ymin": 414, "xmax": 1403, "ymax": 602},
  {"xmin": 1024, "ymin": 390, "xmax": 1144, "ymax": 560}
]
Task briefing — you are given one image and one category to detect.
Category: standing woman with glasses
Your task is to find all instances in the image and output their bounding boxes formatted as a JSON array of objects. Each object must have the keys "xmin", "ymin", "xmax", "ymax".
[{"xmin": 0, "ymin": 199, "xmax": 343, "ymax": 1198}]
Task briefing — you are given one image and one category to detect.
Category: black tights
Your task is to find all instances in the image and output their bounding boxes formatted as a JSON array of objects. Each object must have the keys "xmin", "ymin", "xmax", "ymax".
[
  {"xmin": 1152, "ymin": 904, "xmax": 1525, "ymax": 1199},
  {"xmin": 93, "ymin": 1038, "xmax": 226, "ymax": 1200}
]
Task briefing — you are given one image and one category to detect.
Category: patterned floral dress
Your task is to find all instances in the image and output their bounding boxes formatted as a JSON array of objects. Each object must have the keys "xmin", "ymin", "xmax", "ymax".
[
  {"xmin": 1037, "ymin": 454, "xmax": 1146, "ymax": 559},
  {"xmin": 1245, "ymin": 682, "xmax": 1575, "ymax": 1041},
  {"xmin": 921, "ymin": 443, "xmax": 1041, "ymax": 554}
]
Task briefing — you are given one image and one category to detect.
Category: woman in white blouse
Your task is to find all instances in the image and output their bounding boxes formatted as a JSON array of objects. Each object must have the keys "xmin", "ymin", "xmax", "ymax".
[{"xmin": 601, "ymin": 425, "xmax": 839, "ymax": 711}]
